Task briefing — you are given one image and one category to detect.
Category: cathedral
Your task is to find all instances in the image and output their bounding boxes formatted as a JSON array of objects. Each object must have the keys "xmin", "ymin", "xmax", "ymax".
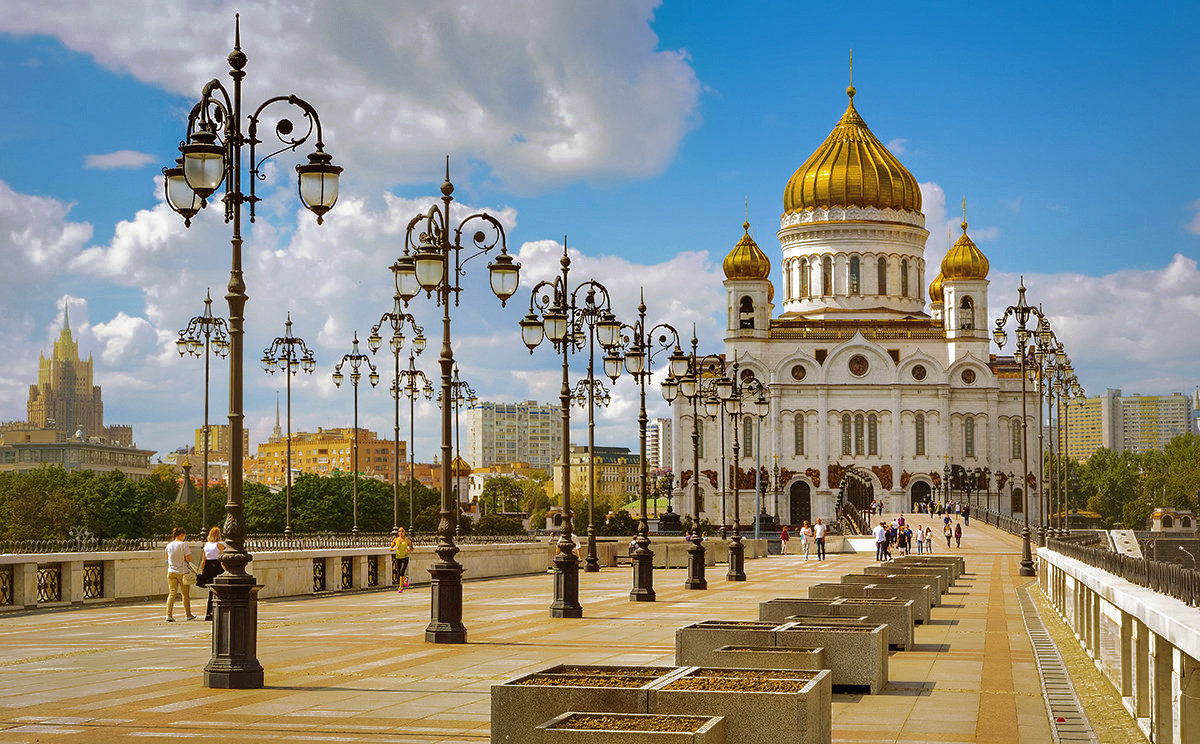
[{"xmin": 670, "ymin": 85, "xmax": 1037, "ymax": 526}]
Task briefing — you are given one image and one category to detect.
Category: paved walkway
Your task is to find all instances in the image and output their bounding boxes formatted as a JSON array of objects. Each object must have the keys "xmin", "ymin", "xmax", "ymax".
[{"xmin": 0, "ymin": 518, "xmax": 1056, "ymax": 743}]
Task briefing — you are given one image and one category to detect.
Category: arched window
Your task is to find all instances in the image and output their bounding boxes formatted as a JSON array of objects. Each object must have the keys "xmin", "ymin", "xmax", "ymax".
[
  {"xmin": 1011, "ymin": 420, "xmax": 1022, "ymax": 459},
  {"xmin": 743, "ymin": 416, "xmax": 754, "ymax": 458},
  {"xmin": 868, "ymin": 414, "xmax": 878, "ymax": 455},
  {"xmin": 841, "ymin": 414, "xmax": 852, "ymax": 455},
  {"xmin": 854, "ymin": 414, "xmax": 865, "ymax": 455},
  {"xmin": 785, "ymin": 263, "xmax": 793, "ymax": 300},
  {"xmin": 1012, "ymin": 487, "xmax": 1023, "ymax": 513},
  {"xmin": 794, "ymin": 414, "xmax": 805, "ymax": 455},
  {"xmin": 849, "ymin": 256, "xmax": 861, "ymax": 295},
  {"xmin": 800, "ymin": 258, "xmax": 809, "ymax": 298},
  {"xmin": 877, "ymin": 257, "xmax": 887, "ymax": 295},
  {"xmin": 1162, "ymin": 514, "xmax": 1174, "ymax": 528},
  {"xmin": 901, "ymin": 258, "xmax": 910, "ymax": 297},
  {"xmin": 960, "ymin": 295, "xmax": 975, "ymax": 329},
  {"xmin": 964, "ymin": 415, "xmax": 976, "ymax": 457},
  {"xmin": 915, "ymin": 413, "xmax": 926, "ymax": 456},
  {"xmin": 1183, "ymin": 517, "xmax": 1193, "ymax": 528},
  {"xmin": 739, "ymin": 296, "xmax": 755, "ymax": 329},
  {"xmin": 822, "ymin": 256, "xmax": 832, "ymax": 295}
]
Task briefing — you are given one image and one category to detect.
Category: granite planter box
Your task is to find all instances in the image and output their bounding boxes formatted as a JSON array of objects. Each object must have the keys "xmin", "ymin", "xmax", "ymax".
[
  {"xmin": 491, "ymin": 664, "xmax": 683, "ymax": 744},
  {"xmin": 882, "ymin": 562, "xmax": 956, "ymax": 586},
  {"xmin": 807, "ymin": 583, "xmax": 930, "ymax": 624},
  {"xmin": 774, "ymin": 621, "xmax": 888, "ymax": 694},
  {"xmin": 863, "ymin": 566, "xmax": 947, "ymax": 596},
  {"xmin": 760, "ymin": 597, "xmax": 915, "ymax": 650},
  {"xmin": 840, "ymin": 574, "xmax": 937, "ymax": 607},
  {"xmin": 675, "ymin": 621, "xmax": 780, "ymax": 664},
  {"xmin": 895, "ymin": 555, "xmax": 964, "ymax": 579},
  {"xmin": 683, "ymin": 643, "xmax": 825, "ymax": 671},
  {"xmin": 653, "ymin": 667, "xmax": 832, "ymax": 744},
  {"xmin": 535, "ymin": 712, "xmax": 725, "ymax": 743}
]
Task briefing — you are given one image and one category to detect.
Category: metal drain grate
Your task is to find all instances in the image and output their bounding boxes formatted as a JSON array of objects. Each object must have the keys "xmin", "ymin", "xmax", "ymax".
[{"xmin": 1017, "ymin": 583, "xmax": 1098, "ymax": 743}]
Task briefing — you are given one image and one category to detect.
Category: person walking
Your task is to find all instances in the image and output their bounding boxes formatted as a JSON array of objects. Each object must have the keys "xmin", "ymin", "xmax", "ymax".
[
  {"xmin": 943, "ymin": 521, "xmax": 953, "ymax": 548},
  {"xmin": 954, "ymin": 522, "xmax": 963, "ymax": 548},
  {"xmin": 874, "ymin": 521, "xmax": 887, "ymax": 561},
  {"xmin": 779, "ymin": 525, "xmax": 790, "ymax": 554},
  {"xmin": 391, "ymin": 527, "xmax": 413, "ymax": 592},
  {"xmin": 814, "ymin": 518, "xmax": 826, "ymax": 560},
  {"xmin": 915, "ymin": 525, "xmax": 925, "ymax": 554},
  {"xmin": 963, "ymin": 504, "xmax": 971, "ymax": 526},
  {"xmin": 164, "ymin": 527, "xmax": 195, "ymax": 622},
  {"xmin": 800, "ymin": 521, "xmax": 813, "ymax": 560},
  {"xmin": 925, "ymin": 525, "xmax": 934, "ymax": 554},
  {"xmin": 200, "ymin": 527, "xmax": 225, "ymax": 621}
]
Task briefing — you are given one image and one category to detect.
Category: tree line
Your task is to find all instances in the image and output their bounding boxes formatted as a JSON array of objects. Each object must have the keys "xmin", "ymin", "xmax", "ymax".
[{"xmin": 1066, "ymin": 433, "xmax": 1200, "ymax": 529}]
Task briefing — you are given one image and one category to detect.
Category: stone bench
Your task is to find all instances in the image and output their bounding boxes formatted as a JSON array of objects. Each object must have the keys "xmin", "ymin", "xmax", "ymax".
[
  {"xmin": 840, "ymin": 574, "xmax": 938, "ymax": 607},
  {"xmin": 535, "ymin": 712, "xmax": 725, "ymax": 743},
  {"xmin": 759, "ymin": 598, "xmax": 915, "ymax": 651},
  {"xmin": 862, "ymin": 566, "xmax": 947, "ymax": 595},
  {"xmin": 807, "ymin": 583, "xmax": 930, "ymax": 624}
]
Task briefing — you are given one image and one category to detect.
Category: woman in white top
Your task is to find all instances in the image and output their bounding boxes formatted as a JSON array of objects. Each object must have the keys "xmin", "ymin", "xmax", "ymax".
[
  {"xmin": 200, "ymin": 527, "xmax": 225, "ymax": 621},
  {"xmin": 799, "ymin": 521, "xmax": 813, "ymax": 560},
  {"xmin": 164, "ymin": 527, "xmax": 194, "ymax": 621}
]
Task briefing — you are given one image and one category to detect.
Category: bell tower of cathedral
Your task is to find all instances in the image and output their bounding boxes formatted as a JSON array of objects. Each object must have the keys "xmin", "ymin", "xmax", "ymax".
[{"xmin": 723, "ymin": 221, "xmax": 773, "ymax": 339}]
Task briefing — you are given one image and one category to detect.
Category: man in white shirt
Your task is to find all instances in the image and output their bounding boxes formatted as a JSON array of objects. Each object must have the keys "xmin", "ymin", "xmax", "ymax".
[
  {"xmin": 813, "ymin": 518, "xmax": 827, "ymax": 560},
  {"xmin": 873, "ymin": 521, "xmax": 887, "ymax": 561},
  {"xmin": 164, "ymin": 527, "xmax": 195, "ymax": 622}
]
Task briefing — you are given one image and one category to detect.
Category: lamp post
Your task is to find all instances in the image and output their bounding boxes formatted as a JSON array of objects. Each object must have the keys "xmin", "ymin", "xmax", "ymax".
[
  {"xmin": 368, "ymin": 298, "xmax": 425, "ymax": 537},
  {"xmin": 752, "ymin": 391, "xmax": 769, "ymax": 540},
  {"xmin": 162, "ymin": 15, "xmax": 342, "ymax": 689},
  {"xmin": 661, "ymin": 329, "xmax": 729, "ymax": 590},
  {"xmin": 1032, "ymin": 315, "xmax": 1056, "ymax": 544},
  {"xmin": 177, "ymin": 290, "xmax": 230, "ymax": 535},
  {"xmin": 993, "ymin": 278, "xmax": 1047, "ymax": 577},
  {"xmin": 260, "ymin": 314, "xmax": 315, "ymax": 535},
  {"xmin": 572, "ymin": 375, "xmax": 610, "ymax": 572},
  {"xmin": 436, "ymin": 365, "xmax": 476, "ymax": 535},
  {"xmin": 519, "ymin": 244, "xmax": 621, "ymax": 617},
  {"xmin": 1062, "ymin": 377, "xmax": 1083, "ymax": 535},
  {"xmin": 720, "ymin": 360, "xmax": 768, "ymax": 581},
  {"xmin": 605, "ymin": 291, "xmax": 685, "ymax": 601},
  {"xmin": 391, "ymin": 159, "xmax": 520, "ymax": 641},
  {"xmin": 772, "ymin": 455, "xmax": 781, "ymax": 524},
  {"xmin": 394, "ymin": 352, "xmax": 434, "ymax": 534},
  {"xmin": 333, "ymin": 332, "xmax": 379, "ymax": 536}
]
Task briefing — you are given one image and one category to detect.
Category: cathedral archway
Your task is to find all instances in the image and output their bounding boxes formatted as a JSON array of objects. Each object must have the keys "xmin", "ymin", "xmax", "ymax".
[
  {"xmin": 840, "ymin": 468, "xmax": 875, "ymax": 512},
  {"xmin": 788, "ymin": 481, "xmax": 811, "ymax": 525},
  {"xmin": 1011, "ymin": 487, "xmax": 1024, "ymax": 514},
  {"xmin": 910, "ymin": 480, "xmax": 932, "ymax": 507}
]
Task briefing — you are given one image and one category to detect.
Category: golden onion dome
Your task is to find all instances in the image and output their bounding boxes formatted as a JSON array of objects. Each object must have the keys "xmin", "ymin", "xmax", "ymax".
[
  {"xmin": 929, "ymin": 271, "xmax": 945, "ymax": 304},
  {"xmin": 941, "ymin": 220, "xmax": 990, "ymax": 280},
  {"xmin": 723, "ymin": 221, "xmax": 772, "ymax": 281},
  {"xmin": 783, "ymin": 86, "xmax": 922, "ymax": 215}
]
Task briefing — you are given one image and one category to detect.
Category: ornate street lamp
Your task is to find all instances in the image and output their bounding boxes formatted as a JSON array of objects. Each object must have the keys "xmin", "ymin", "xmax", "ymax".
[
  {"xmin": 436, "ymin": 364, "xmax": 476, "ymax": 536},
  {"xmin": 260, "ymin": 314, "xmax": 315, "ymax": 535},
  {"xmin": 521, "ymin": 243, "xmax": 620, "ymax": 617},
  {"xmin": 661, "ymin": 329, "xmax": 727, "ymax": 590},
  {"xmin": 162, "ymin": 16, "xmax": 342, "ymax": 689},
  {"xmin": 720, "ymin": 359, "xmax": 768, "ymax": 581},
  {"xmin": 993, "ymin": 278, "xmax": 1046, "ymax": 577},
  {"xmin": 177, "ymin": 290, "xmax": 230, "ymax": 535},
  {"xmin": 391, "ymin": 158, "xmax": 520, "ymax": 642},
  {"xmin": 333, "ymin": 332, "xmax": 379, "ymax": 535},
  {"xmin": 605, "ymin": 290, "xmax": 683, "ymax": 601},
  {"xmin": 369, "ymin": 298, "xmax": 425, "ymax": 537},
  {"xmin": 572, "ymin": 374, "xmax": 611, "ymax": 572},
  {"xmin": 393, "ymin": 352, "xmax": 434, "ymax": 534},
  {"xmin": 1031, "ymin": 315, "xmax": 1057, "ymax": 544}
]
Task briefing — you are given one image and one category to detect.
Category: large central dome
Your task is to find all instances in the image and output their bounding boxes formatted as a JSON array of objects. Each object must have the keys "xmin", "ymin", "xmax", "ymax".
[{"xmin": 783, "ymin": 86, "xmax": 922, "ymax": 216}]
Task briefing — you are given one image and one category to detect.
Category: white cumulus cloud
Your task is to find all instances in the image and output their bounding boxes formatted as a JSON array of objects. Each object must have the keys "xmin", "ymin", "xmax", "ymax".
[{"xmin": 83, "ymin": 150, "xmax": 156, "ymax": 170}]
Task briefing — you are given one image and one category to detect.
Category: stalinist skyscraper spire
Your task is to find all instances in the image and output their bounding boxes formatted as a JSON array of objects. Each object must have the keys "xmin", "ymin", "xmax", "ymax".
[{"xmin": 271, "ymin": 392, "xmax": 283, "ymax": 442}]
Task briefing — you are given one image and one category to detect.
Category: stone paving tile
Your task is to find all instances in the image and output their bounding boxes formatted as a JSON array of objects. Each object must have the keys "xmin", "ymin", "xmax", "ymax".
[{"xmin": 0, "ymin": 520, "xmax": 1070, "ymax": 743}]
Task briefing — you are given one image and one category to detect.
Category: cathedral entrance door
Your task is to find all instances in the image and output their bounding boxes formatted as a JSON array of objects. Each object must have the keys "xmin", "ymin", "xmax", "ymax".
[
  {"xmin": 788, "ymin": 482, "xmax": 811, "ymax": 526},
  {"xmin": 911, "ymin": 481, "xmax": 932, "ymax": 508},
  {"xmin": 1011, "ymin": 488, "xmax": 1024, "ymax": 514},
  {"xmin": 842, "ymin": 468, "xmax": 874, "ymax": 512}
]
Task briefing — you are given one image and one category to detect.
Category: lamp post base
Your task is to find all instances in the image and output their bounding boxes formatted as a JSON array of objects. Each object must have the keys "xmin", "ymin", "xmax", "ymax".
[
  {"xmin": 425, "ymin": 561, "xmax": 467, "ymax": 643},
  {"xmin": 630, "ymin": 546, "xmax": 655, "ymax": 602},
  {"xmin": 685, "ymin": 533, "xmax": 707, "ymax": 590},
  {"xmin": 1019, "ymin": 526, "xmax": 1036, "ymax": 576},
  {"xmin": 550, "ymin": 551, "xmax": 583, "ymax": 618},
  {"xmin": 726, "ymin": 535, "xmax": 746, "ymax": 581},
  {"xmin": 203, "ymin": 574, "xmax": 264, "ymax": 689},
  {"xmin": 584, "ymin": 531, "xmax": 600, "ymax": 573}
]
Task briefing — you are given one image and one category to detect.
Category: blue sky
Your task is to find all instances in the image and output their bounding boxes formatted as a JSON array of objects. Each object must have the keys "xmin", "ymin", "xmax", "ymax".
[{"xmin": 1, "ymin": 1, "xmax": 1198, "ymax": 462}]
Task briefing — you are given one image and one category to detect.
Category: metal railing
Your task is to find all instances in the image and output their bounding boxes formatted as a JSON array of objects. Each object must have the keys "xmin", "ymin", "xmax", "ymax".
[
  {"xmin": 975, "ymin": 507, "xmax": 1026, "ymax": 536},
  {"xmin": 1048, "ymin": 536, "xmax": 1200, "ymax": 608},
  {"xmin": 0, "ymin": 536, "xmax": 159, "ymax": 555},
  {"xmin": 1, "ymin": 532, "xmax": 541, "ymax": 555}
]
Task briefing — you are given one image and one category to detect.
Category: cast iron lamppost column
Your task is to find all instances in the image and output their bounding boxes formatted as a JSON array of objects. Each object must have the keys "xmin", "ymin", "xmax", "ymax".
[
  {"xmin": 993, "ymin": 278, "xmax": 1047, "ymax": 577},
  {"xmin": 436, "ymin": 364, "xmax": 476, "ymax": 535},
  {"xmin": 571, "ymin": 374, "xmax": 610, "ymax": 571},
  {"xmin": 333, "ymin": 333, "xmax": 379, "ymax": 536},
  {"xmin": 752, "ymin": 388, "xmax": 769, "ymax": 540},
  {"xmin": 177, "ymin": 290, "xmax": 230, "ymax": 534},
  {"xmin": 368, "ymin": 298, "xmax": 425, "ymax": 537},
  {"xmin": 162, "ymin": 15, "xmax": 342, "ymax": 689},
  {"xmin": 606, "ymin": 291, "xmax": 685, "ymax": 601},
  {"xmin": 395, "ymin": 353, "xmax": 434, "ymax": 534},
  {"xmin": 1031, "ymin": 316, "xmax": 1055, "ymax": 545},
  {"xmin": 391, "ymin": 159, "xmax": 521, "ymax": 642},
  {"xmin": 260, "ymin": 314, "xmax": 315, "ymax": 536},
  {"xmin": 720, "ymin": 360, "xmax": 768, "ymax": 582},
  {"xmin": 519, "ymin": 245, "xmax": 621, "ymax": 617},
  {"xmin": 662, "ymin": 330, "xmax": 730, "ymax": 590}
]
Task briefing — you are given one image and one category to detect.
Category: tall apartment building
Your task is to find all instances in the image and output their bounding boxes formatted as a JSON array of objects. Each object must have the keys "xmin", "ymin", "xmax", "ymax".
[
  {"xmin": 1065, "ymin": 388, "xmax": 1195, "ymax": 459},
  {"xmin": 647, "ymin": 417, "xmax": 673, "ymax": 471},
  {"xmin": 467, "ymin": 400, "xmax": 562, "ymax": 473},
  {"xmin": 247, "ymin": 427, "xmax": 401, "ymax": 487}
]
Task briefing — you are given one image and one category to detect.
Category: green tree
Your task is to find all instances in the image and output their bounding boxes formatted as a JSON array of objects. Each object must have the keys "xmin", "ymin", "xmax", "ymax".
[
  {"xmin": 597, "ymin": 509, "xmax": 637, "ymax": 536},
  {"xmin": 480, "ymin": 476, "xmax": 524, "ymax": 514},
  {"xmin": 473, "ymin": 513, "xmax": 526, "ymax": 535}
]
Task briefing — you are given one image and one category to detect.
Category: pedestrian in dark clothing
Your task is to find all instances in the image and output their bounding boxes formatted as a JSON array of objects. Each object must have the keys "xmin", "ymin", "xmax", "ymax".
[{"xmin": 954, "ymin": 522, "xmax": 962, "ymax": 548}]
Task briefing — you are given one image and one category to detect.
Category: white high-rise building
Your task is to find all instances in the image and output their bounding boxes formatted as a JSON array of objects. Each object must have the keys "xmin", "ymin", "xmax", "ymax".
[
  {"xmin": 647, "ymin": 418, "xmax": 673, "ymax": 471},
  {"xmin": 467, "ymin": 400, "xmax": 563, "ymax": 473}
]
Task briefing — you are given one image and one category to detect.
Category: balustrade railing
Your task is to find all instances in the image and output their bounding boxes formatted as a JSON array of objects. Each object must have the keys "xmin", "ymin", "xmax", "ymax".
[
  {"xmin": 1048, "ymin": 536, "xmax": 1200, "ymax": 608},
  {"xmin": 1, "ymin": 532, "xmax": 540, "ymax": 555}
]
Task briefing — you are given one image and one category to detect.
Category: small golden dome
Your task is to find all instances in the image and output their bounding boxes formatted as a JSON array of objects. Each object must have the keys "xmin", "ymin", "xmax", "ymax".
[
  {"xmin": 929, "ymin": 272, "xmax": 944, "ymax": 304},
  {"xmin": 941, "ymin": 220, "xmax": 990, "ymax": 280},
  {"xmin": 723, "ymin": 221, "xmax": 772, "ymax": 281},
  {"xmin": 783, "ymin": 87, "xmax": 922, "ymax": 215}
]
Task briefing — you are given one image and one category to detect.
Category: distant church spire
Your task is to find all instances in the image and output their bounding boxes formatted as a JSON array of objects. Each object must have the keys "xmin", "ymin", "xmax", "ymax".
[{"xmin": 271, "ymin": 392, "xmax": 283, "ymax": 442}]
